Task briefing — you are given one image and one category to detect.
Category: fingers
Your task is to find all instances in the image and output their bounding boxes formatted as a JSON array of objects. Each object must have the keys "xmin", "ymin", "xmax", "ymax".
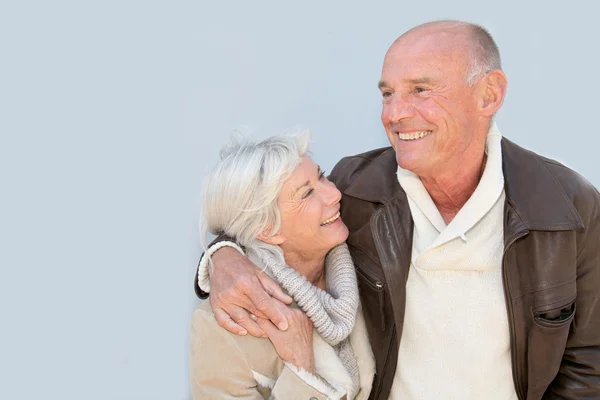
[
  {"xmin": 227, "ymin": 303, "xmax": 267, "ymax": 338},
  {"xmin": 254, "ymin": 316, "xmax": 280, "ymax": 338},
  {"xmin": 208, "ymin": 250, "xmax": 291, "ymax": 333},
  {"xmin": 213, "ymin": 308, "xmax": 247, "ymax": 336},
  {"xmin": 214, "ymin": 289, "xmax": 263, "ymax": 318},
  {"xmin": 257, "ymin": 270, "xmax": 293, "ymax": 305},
  {"xmin": 243, "ymin": 275, "xmax": 289, "ymax": 331}
]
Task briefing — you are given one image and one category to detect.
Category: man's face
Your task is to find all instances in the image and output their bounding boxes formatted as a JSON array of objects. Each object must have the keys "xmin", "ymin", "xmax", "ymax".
[{"xmin": 379, "ymin": 31, "xmax": 481, "ymax": 177}]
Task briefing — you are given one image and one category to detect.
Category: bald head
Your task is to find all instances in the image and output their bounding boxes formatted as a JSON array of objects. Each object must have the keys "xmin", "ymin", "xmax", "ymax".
[
  {"xmin": 391, "ymin": 20, "xmax": 501, "ymax": 85},
  {"xmin": 378, "ymin": 20, "xmax": 508, "ymax": 178}
]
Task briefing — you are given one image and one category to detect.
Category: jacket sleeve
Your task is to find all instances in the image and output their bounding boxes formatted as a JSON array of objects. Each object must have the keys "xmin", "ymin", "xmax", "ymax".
[
  {"xmin": 193, "ymin": 234, "xmax": 243, "ymax": 299},
  {"xmin": 544, "ymin": 204, "xmax": 600, "ymax": 398},
  {"xmin": 190, "ymin": 307, "xmax": 344, "ymax": 400}
]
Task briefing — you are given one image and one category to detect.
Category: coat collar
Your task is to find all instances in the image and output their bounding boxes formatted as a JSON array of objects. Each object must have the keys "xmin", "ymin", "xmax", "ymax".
[
  {"xmin": 342, "ymin": 138, "xmax": 583, "ymax": 232},
  {"xmin": 501, "ymin": 137, "xmax": 583, "ymax": 231},
  {"xmin": 313, "ymin": 308, "xmax": 376, "ymax": 400},
  {"xmin": 344, "ymin": 147, "xmax": 403, "ymax": 204}
]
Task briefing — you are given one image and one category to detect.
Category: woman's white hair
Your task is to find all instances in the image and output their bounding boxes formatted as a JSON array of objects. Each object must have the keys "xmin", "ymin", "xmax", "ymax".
[{"xmin": 200, "ymin": 130, "xmax": 311, "ymax": 258}]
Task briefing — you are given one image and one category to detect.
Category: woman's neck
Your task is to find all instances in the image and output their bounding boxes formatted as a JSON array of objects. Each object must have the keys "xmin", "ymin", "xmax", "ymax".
[{"xmin": 283, "ymin": 251, "xmax": 327, "ymax": 290}]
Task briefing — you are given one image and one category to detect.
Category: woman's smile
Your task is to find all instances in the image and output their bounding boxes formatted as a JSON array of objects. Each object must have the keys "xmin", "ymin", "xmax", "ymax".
[{"xmin": 320, "ymin": 211, "xmax": 341, "ymax": 226}]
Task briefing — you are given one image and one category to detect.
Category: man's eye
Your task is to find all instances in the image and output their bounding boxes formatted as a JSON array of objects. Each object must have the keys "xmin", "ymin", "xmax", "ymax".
[
  {"xmin": 382, "ymin": 91, "xmax": 393, "ymax": 98},
  {"xmin": 302, "ymin": 188, "xmax": 314, "ymax": 199},
  {"xmin": 414, "ymin": 87, "xmax": 428, "ymax": 93}
]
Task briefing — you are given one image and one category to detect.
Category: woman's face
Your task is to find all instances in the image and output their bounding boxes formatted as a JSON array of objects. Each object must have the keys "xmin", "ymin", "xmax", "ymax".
[{"xmin": 266, "ymin": 156, "xmax": 349, "ymax": 261}]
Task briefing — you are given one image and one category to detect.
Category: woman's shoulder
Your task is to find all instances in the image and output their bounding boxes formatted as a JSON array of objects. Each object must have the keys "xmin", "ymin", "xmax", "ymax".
[
  {"xmin": 191, "ymin": 302, "xmax": 283, "ymax": 377},
  {"xmin": 193, "ymin": 299, "xmax": 217, "ymax": 318},
  {"xmin": 191, "ymin": 301, "xmax": 221, "ymax": 334}
]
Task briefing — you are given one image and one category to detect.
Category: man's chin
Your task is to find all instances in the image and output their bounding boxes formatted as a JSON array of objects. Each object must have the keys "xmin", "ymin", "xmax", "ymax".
[{"xmin": 395, "ymin": 153, "xmax": 422, "ymax": 173}]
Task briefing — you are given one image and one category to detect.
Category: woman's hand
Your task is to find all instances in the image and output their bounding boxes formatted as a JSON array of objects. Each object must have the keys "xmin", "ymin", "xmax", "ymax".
[{"xmin": 254, "ymin": 307, "xmax": 315, "ymax": 373}]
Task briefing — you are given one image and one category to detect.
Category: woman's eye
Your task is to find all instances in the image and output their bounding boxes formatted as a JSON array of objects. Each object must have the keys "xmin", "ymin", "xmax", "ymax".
[
  {"xmin": 302, "ymin": 188, "xmax": 314, "ymax": 199},
  {"xmin": 319, "ymin": 171, "xmax": 326, "ymax": 180}
]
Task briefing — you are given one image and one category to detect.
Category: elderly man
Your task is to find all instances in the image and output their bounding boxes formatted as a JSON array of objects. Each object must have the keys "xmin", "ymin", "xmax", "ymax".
[{"xmin": 195, "ymin": 21, "xmax": 600, "ymax": 399}]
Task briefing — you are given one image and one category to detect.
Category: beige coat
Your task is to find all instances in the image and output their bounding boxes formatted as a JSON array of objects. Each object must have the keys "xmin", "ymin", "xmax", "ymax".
[{"xmin": 190, "ymin": 301, "xmax": 375, "ymax": 400}]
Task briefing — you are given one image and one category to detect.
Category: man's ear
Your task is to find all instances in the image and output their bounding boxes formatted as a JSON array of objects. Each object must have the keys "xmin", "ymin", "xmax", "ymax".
[
  {"xmin": 477, "ymin": 69, "xmax": 508, "ymax": 117},
  {"xmin": 257, "ymin": 230, "xmax": 285, "ymax": 245}
]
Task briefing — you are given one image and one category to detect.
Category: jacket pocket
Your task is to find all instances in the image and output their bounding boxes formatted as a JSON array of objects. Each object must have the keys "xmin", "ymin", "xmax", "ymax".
[
  {"xmin": 350, "ymin": 245, "xmax": 388, "ymax": 332},
  {"xmin": 533, "ymin": 297, "xmax": 576, "ymax": 329},
  {"xmin": 530, "ymin": 275, "xmax": 576, "ymax": 330},
  {"xmin": 526, "ymin": 283, "xmax": 576, "ymax": 397},
  {"xmin": 356, "ymin": 267, "xmax": 386, "ymax": 331}
]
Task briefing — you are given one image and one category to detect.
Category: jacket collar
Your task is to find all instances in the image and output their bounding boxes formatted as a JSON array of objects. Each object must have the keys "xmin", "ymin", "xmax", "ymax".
[
  {"xmin": 344, "ymin": 148, "xmax": 403, "ymax": 204},
  {"xmin": 342, "ymin": 138, "xmax": 583, "ymax": 231},
  {"xmin": 501, "ymin": 137, "xmax": 583, "ymax": 231}
]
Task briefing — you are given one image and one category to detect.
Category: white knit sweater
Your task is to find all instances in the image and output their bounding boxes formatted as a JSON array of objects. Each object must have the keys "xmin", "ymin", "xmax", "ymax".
[{"xmin": 388, "ymin": 124, "xmax": 518, "ymax": 400}]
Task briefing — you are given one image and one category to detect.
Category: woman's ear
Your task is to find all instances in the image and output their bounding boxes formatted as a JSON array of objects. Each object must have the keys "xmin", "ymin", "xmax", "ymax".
[
  {"xmin": 477, "ymin": 69, "xmax": 508, "ymax": 117},
  {"xmin": 257, "ymin": 230, "xmax": 285, "ymax": 245}
]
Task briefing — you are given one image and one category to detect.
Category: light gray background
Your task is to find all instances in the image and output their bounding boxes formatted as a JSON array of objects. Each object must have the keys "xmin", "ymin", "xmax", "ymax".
[{"xmin": 1, "ymin": 1, "xmax": 598, "ymax": 399}]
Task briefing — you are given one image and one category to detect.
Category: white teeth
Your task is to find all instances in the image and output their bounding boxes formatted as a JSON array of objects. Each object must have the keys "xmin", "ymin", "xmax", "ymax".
[
  {"xmin": 398, "ymin": 131, "xmax": 432, "ymax": 140},
  {"xmin": 320, "ymin": 211, "xmax": 341, "ymax": 226}
]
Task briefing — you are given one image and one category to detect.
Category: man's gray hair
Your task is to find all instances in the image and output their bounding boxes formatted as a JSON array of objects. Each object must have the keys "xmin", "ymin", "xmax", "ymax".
[
  {"xmin": 201, "ymin": 130, "xmax": 310, "ymax": 252},
  {"xmin": 465, "ymin": 24, "xmax": 502, "ymax": 85}
]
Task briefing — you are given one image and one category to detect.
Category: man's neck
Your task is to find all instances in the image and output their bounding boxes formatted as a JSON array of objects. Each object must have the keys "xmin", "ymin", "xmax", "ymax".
[{"xmin": 420, "ymin": 151, "xmax": 487, "ymax": 225}]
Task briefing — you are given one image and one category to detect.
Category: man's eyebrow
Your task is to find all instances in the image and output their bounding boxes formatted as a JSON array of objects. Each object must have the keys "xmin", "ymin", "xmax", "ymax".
[
  {"xmin": 378, "ymin": 77, "xmax": 432, "ymax": 89},
  {"xmin": 407, "ymin": 77, "xmax": 432, "ymax": 85}
]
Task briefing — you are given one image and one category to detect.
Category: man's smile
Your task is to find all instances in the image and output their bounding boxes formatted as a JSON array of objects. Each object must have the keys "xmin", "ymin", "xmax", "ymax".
[{"xmin": 397, "ymin": 130, "xmax": 433, "ymax": 141}]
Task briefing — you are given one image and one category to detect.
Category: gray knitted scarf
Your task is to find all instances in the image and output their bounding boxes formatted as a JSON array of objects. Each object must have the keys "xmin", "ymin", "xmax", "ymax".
[{"xmin": 248, "ymin": 243, "xmax": 360, "ymax": 396}]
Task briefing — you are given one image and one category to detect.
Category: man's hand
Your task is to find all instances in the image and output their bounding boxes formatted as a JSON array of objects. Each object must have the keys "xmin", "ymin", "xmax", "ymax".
[{"xmin": 209, "ymin": 247, "xmax": 293, "ymax": 337}]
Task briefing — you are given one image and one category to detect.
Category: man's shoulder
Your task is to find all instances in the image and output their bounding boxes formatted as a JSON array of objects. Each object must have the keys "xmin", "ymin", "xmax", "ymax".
[
  {"xmin": 540, "ymin": 155, "xmax": 600, "ymax": 225},
  {"xmin": 503, "ymin": 137, "xmax": 597, "ymax": 196},
  {"xmin": 538, "ymin": 155, "xmax": 598, "ymax": 197},
  {"xmin": 503, "ymin": 138, "xmax": 600, "ymax": 229},
  {"xmin": 330, "ymin": 146, "xmax": 396, "ymax": 193}
]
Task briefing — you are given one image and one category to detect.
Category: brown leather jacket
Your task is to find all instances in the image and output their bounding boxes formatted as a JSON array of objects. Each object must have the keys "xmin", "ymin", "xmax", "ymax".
[{"xmin": 329, "ymin": 138, "xmax": 600, "ymax": 399}]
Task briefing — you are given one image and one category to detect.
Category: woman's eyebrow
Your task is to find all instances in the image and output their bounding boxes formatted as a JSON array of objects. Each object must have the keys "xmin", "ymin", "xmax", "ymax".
[
  {"xmin": 294, "ymin": 181, "xmax": 310, "ymax": 195},
  {"xmin": 293, "ymin": 164, "xmax": 322, "ymax": 195}
]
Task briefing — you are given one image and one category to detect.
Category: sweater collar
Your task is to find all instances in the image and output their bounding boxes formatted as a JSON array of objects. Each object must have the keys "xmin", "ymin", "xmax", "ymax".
[{"xmin": 396, "ymin": 123, "xmax": 505, "ymax": 243}]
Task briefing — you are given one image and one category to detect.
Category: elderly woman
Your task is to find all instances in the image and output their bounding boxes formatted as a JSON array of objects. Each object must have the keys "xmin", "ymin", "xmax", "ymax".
[{"xmin": 190, "ymin": 132, "xmax": 374, "ymax": 399}]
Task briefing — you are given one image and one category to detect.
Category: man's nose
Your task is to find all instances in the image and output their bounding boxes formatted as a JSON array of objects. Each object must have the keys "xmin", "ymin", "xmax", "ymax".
[{"xmin": 386, "ymin": 95, "xmax": 415, "ymax": 122}]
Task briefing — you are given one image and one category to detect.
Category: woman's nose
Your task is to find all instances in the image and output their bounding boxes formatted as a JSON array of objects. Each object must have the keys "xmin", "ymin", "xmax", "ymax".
[{"xmin": 323, "ymin": 179, "xmax": 342, "ymax": 206}]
